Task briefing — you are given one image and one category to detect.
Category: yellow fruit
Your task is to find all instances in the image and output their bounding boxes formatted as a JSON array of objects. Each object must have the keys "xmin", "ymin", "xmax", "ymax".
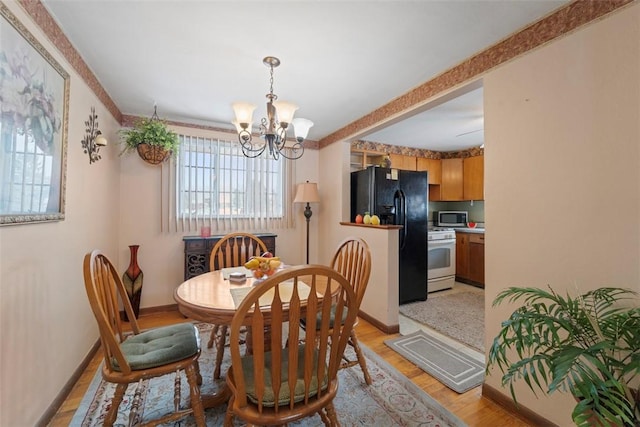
[
  {"xmin": 244, "ymin": 258, "xmax": 260, "ymax": 269},
  {"xmin": 363, "ymin": 212, "xmax": 371, "ymax": 224},
  {"xmin": 371, "ymin": 215, "xmax": 380, "ymax": 225},
  {"xmin": 269, "ymin": 259, "xmax": 281, "ymax": 270}
]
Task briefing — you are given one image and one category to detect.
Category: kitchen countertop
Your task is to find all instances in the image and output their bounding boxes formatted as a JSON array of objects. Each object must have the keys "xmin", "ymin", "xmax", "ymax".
[{"xmin": 455, "ymin": 227, "xmax": 485, "ymax": 234}]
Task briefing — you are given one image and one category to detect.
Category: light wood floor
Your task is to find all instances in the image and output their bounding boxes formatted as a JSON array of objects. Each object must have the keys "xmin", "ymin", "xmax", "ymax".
[{"xmin": 47, "ymin": 309, "xmax": 532, "ymax": 426}]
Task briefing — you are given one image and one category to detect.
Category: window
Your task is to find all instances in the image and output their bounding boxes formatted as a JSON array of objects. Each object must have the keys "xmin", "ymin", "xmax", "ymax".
[
  {"xmin": 167, "ymin": 134, "xmax": 295, "ymax": 232},
  {"xmin": 0, "ymin": 129, "xmax": 55, "ymax": 214}
]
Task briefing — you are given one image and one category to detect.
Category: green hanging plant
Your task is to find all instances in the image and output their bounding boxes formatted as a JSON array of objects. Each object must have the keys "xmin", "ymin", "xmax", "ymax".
[{"xmin": 119, "ymin": 108, "xmax": 179, "ymax": 164}]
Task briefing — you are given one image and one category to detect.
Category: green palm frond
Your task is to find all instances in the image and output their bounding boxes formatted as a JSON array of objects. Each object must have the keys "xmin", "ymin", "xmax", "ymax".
[{"xmin": 487, "ymin": 286, "xmax": 640, "ymax": 427}]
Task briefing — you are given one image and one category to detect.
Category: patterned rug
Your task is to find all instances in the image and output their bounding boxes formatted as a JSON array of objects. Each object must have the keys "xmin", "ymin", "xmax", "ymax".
[
  {"xmin": 71, "ymin": 323, "xmax": 466, "ymax": 426},
  {"xmin": 385, "ymin": 331, "xmax": 484, "ymax": 393},
  {"xmin": 399, "ymin": 292, "xmax": 484, "ymax": 352}
]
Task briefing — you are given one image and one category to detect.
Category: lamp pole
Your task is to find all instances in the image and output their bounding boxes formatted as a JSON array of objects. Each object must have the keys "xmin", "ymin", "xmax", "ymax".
[{"xmin": 303, "ymin": 202, "xmax": 313, "ymax": 264}]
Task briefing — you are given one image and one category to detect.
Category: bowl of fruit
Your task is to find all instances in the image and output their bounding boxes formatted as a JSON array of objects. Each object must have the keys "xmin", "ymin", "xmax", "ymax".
[{"xmin": 244, "ymin": 252, "xmax": 282, "ymax": 280}]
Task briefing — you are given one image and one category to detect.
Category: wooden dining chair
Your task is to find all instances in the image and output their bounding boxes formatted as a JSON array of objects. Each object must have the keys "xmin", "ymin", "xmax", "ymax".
[
  {"xmin": 224, "ymin": 265, "xmax": 357, "ymax": 426},
  {"xmin": 208, "ymin": 232, "xmax": 268, "ymax": 379},
  {"xmin": 301, "ymin": 237, "xmax": 373, "ymax": 385},
  {"xmin": 83, "ymin": 250, "xmax": 206, "ymax": 426}
]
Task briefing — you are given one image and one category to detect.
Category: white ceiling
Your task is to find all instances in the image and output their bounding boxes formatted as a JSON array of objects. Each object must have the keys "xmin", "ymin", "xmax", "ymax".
[{"xmin": 42, "ymin": 0, "xmax": 567, "ymax": 152}]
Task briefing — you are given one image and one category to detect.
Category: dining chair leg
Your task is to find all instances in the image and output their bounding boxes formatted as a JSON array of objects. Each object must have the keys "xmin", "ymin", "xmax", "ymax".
[
  {"xmin": 325, "ymin": 402, "xmax": 340, "ymax": 426},
  {"xmin": 207, "ymin": 324, "xmax": 220, "ymax": 349},
  {"xmin": 318, "ymin": 408, "xmax": 330, "ymax": 425},
  {"xmin": 214, "ymin": 325, "xmax": 228, "ymax": 379},
  {"xmin": 105, "ymin": 383, "xmax": 127, "ymax": 426},
  {"xmin": 350, "ymin": 330, "xmax": 372, "ymax": 385},
  {"xmin": 186, "ymin": 364, "xmax": 207, "ymax": 427},
  {"xmin": 195, "ymin": 360, "xmax": 202, "ymax": 385},
  {"xmin": 223, "ymin": 398, "xmax": 235, "ymax": 427}
]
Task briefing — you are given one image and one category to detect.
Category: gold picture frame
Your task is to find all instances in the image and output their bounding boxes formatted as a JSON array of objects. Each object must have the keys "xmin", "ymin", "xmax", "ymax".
[{"xmin": 0, "ymin": 2, "xmax": 69, "ymax": 225}]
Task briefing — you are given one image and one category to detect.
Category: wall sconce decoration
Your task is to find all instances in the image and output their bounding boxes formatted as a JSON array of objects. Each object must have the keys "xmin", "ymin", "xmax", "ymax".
[{"xmin": 81, "ymin": 107, "xmax": 107, "ymax": 163}]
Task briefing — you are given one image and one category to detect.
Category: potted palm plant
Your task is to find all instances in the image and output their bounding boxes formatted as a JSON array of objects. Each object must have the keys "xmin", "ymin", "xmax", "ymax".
[
  {"xmin": 120, "ymin": 108, "xmax": 179, "ymax": 165},
  {"xmin": 487, "ymin": 286, "xmax": 640, "ymax": 427}
]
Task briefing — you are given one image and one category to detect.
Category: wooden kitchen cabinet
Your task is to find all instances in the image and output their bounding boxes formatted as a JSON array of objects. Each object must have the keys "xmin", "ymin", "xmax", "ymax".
[
  {"xmin": 456, "ymin": 232, "xmax": 470, "ymax": 279},
  {"xmin": 389, "ymin": 153, "xmax": 417, "ymax": 171},
  {"xmin": 463, "ymin": 155, "xmax": 484, "ymax": 200},
  {"xmin": 440, "ymin": 158, "xmax": 464, "ymax": 201},
  {"xmin": 416, "ymin": 157, "xmax": 441, "ymax": 184},
  {"xmin": 350, "ymin": 149, "xmax": 385, "ymax": 171},
  {"xmin": 456, "ymin": 231, "xmax": 484, "ymax": 288}
]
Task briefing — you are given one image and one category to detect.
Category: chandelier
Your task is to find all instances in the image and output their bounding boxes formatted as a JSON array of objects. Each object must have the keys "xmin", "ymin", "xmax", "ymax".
[{"xmin": 232, "ymin": 56, "xmax": 313, "ymax": 160}]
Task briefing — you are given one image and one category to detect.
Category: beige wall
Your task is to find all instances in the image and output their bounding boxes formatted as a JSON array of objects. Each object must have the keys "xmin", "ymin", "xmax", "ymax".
[
  {"xmin": 483, "ymin": 3, "xmax": 640, "ymax": 425},
  {"xmin": 0, "ymin": 2, "xmax": 122, "ymax": 425}
]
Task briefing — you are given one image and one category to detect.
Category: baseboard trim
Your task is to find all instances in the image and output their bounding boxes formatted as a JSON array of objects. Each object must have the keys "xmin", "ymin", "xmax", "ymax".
[
  {"xmin": 482, "ymin": 383, "xmax": 558, "ymax": 427},
  {"xmin": 119, "ymin": 303, "xmax": 180, "ymax": 320},
  {"xmin": 139, "ymin": 303, "xmax": 179, "ymax": 315},
  {"xmin": 37, "ymin": 338, "xmax": 101, "ymax": 426},
  {"xmin": 359, "ymin": 310, "xmax": 399, "ymax": 334}
]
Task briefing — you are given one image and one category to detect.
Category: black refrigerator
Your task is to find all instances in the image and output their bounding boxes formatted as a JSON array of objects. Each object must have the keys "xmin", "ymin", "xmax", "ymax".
[{"xmin": 350, "ymin": 166, "xmax": 429, "ymax": 304}]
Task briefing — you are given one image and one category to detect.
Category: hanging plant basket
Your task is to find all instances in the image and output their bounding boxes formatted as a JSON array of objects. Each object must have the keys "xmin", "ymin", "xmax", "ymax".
[
  {"xmin": 119, "ymin": 106, "xmax": 179, "ymax": 165},
  {"xmin": 136, "ymin": 143, "xmax": 171, "ymax": 165}
]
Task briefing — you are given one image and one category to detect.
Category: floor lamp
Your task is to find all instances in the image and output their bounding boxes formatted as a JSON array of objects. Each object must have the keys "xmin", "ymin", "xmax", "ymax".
[{"xmin": 293, "ymin": 181, "xmax": 320, "ymax": 264}]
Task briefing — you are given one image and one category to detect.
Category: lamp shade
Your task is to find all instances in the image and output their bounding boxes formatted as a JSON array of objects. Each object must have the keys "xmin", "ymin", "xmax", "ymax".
[
  {"xmin": 232, "ymin": 119, "xmax": 251, "ymax": 133},
  {"xmin": 94, "ymin": 134, "xmax": 108, "ymax": 147},
  {"xmin": 232, "ymin": 102, "xmax": 256, "ymax": 125},
  {"xmin": 293, "ymin": 181, "xmax": 320, "ymax": 204},
  {"xmin": 292, "ymin": 118, "xmax": 314, "ymax": 141},
  {"xmin": 273, "ymin": 101, "xmax": 298, "ymax": 125}
]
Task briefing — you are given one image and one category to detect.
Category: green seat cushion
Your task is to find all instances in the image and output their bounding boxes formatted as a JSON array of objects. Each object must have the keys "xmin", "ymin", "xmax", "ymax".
[
  {"xmin": 240, "ymin": 344, "xmax": 328, "ymax": 407},
  {"xmin": 300, "ymin": 304, "xmax": 348, "ymax": 330},
  {"xmin": 114, "ymin": 323, "xmax": 199, "ymax": 371}
]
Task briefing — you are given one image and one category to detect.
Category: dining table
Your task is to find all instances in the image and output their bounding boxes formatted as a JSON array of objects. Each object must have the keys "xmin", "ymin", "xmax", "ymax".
[{"xmin": 173, "ymin": 265, "xmax": 332, "ymax": 409}]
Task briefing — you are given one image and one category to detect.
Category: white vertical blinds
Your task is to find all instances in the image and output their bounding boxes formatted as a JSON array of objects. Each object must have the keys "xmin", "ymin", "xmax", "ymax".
[{"xmin": 161, "ymin": 134, "xmax": 295, "ymax": 233}]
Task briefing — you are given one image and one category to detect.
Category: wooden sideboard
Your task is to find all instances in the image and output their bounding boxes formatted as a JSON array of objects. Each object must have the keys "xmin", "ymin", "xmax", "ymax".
[{"xmin": 183, "ymin": 233, "xmax": 277, "ymax": 280}]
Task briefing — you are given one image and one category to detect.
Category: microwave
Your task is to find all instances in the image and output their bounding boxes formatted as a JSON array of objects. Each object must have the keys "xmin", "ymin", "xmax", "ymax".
[{"xmin": 434, "ymin": 211, "xmax": 468, "ymax": 227}]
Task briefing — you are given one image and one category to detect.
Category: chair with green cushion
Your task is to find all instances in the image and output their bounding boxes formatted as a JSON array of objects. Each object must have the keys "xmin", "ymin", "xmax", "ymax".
[
  {"xmin": 83, "ymin": 249, "xmax": 206, "ymax": 426},
  {"xmin": 224, "ymin": 265, "xmax": 358, "ymax": 426},
  {"xmin": 301, "ymin": 237, "xmax": 373, "ymax": 385}
]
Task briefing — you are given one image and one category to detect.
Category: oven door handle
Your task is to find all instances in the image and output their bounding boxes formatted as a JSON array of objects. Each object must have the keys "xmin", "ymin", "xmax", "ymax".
[{"xmin": 428, "ymin": 239, "xmax": 456, "ymax": 246}]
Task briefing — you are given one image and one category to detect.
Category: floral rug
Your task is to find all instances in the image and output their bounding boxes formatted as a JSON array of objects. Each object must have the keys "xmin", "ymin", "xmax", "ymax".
[{"xmin": 71, "ymin": 323, "xmax": 466, "ymax": 426}]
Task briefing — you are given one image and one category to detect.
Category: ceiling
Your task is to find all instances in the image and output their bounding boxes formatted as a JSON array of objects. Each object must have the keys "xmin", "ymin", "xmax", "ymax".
[{"xmin": 42, "ymin": 1, "xmax": 567, "ymax": 152}]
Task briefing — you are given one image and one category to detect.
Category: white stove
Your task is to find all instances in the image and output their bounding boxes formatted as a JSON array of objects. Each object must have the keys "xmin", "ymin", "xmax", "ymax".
[
  {"xmin": 427, "ymin": 227, "xmax": 456, "ymax": 293},
  {"xmin": 428, "ymin": 227, "xmax": 456, "ymax": 241}
]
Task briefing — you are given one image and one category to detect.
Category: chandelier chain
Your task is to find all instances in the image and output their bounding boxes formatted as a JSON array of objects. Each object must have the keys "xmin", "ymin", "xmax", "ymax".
[{"xmin": 268, "ymin": 63, "xmax": 277, "ymax": 101}]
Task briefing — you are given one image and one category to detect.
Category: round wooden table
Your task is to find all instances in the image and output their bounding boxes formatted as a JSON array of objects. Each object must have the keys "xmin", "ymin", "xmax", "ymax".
[{"xmin": 175, "ymin": 269, "xmax": 258, "ymax": 325}]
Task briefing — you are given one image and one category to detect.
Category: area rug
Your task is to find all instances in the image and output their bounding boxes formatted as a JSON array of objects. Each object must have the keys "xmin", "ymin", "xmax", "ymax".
[
  {"xmin": 384, "ymin": 330, "xmax": 484, "ymax": 394},
  {"xmin": 399, "ymin": 291, "xmax": 484, "ymax": 352},
  {"xmin": 71, "ymin": 323, "xmax": 467, "ymax": 426}
]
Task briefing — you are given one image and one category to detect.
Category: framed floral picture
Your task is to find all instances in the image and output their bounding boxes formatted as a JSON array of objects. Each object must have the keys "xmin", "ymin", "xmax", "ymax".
[{"xmin": 0, "ymin": 3, "xmax": 69, "ymax": 225}]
